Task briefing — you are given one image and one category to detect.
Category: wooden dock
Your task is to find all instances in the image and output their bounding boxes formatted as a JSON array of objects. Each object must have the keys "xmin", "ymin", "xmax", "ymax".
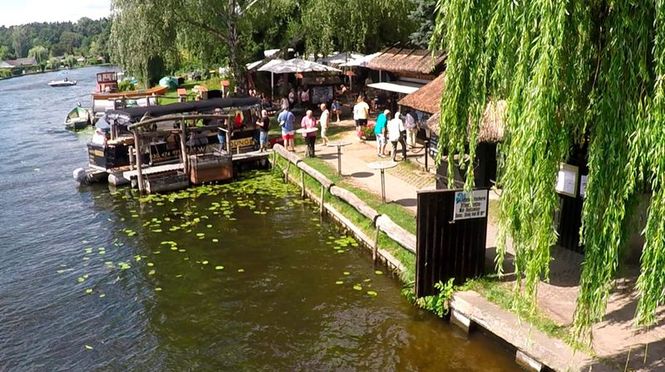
[{"xmin": 122, "ymin": 163, "xmax": 184, "ymax": 180}]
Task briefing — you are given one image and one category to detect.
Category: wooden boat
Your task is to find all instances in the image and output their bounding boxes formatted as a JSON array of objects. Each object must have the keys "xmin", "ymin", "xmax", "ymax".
[
  {"xmin": 64, "ymin": 106, "xmax": 92, "ymax": 130},
  {"xmin": 49, "ymin": 79, "xmax": 77, "ymax": 87},
  {"xmin": 91, "ymin": 85, "xmax": 168, "ymax": 100}
]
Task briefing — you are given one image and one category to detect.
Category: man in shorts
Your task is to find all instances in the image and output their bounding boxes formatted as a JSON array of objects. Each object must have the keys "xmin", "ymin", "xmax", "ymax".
[
  {"xmin": 374, "ymin": 109, "xmax": 389, "ymax": 157},
  {"xmin": 318, "ymin": 103, "xmax": 330, "ymax": 146},
  {"xmin": 353, "ymin": 95, "xmax": 369, "ymax": 141},
  {"xmin": 277, "ymin": 104, "xmax": 296, "ymax": 151}
]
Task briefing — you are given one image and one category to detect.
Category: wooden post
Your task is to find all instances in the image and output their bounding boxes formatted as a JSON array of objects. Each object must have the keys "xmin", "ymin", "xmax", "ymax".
[
  {"xmin": 300, "ymin": 169, "xmax": 305, "ymax": 198},
  {"xmin": 133, "ymin": 130, "xmax": 145, "ymax": 194},
  {"xmin": 320, "ymin": 184, "xmax": 325, "ymax": 215},
  {"xmin": 373, "ymin": 225, "xmax": 380, "ymax": 263},
  {"xmin": 179, "ymin": 120, "xmax": 188, "ymax": 175},
  {"xmin": 128, "ymin": 146, "xmax": 134, "ymax": 171}
]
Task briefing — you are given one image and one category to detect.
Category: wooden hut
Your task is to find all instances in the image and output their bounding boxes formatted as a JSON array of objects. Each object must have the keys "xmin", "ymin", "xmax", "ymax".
[{"xmin": 425, "ymin": 100, "xmax": 506, "ymax": 189}]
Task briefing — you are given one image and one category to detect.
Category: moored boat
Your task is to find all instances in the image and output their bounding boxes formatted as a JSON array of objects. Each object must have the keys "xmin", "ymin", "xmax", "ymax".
[{"xmin": 64, "ymin": 105, "xmax": 92, "ymax": 130}]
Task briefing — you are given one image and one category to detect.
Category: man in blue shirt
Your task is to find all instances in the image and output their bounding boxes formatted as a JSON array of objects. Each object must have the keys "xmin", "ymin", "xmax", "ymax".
[
  {"xmin": 277, "ymin": 104, "xmax": 296, "ymax": 151},
  {"xmin": 374, "ymin": 109, "xmax": 389, "ymax": 157}
]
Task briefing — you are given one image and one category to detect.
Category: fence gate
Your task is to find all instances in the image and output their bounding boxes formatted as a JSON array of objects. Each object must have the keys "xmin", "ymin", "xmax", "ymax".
[{"xmin": 416, "ymin": 188, "xmax": 489, "ymax": 297}]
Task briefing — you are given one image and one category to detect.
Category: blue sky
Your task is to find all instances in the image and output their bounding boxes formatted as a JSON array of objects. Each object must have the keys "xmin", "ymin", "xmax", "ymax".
[{"xmin": 0, "ymin": 0, "xmax": 111, "ymax": 27}]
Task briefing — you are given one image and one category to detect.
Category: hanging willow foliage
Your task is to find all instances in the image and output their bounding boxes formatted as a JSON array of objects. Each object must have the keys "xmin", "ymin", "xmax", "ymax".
[{"xmin": 432, "ymin": 0, "xmax": 665, "ymax": 341}]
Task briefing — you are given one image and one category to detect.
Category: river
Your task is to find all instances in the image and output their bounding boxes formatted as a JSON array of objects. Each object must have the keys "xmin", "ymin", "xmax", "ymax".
[{"xmin": 0, "ymin": 67, "xmax": 517, "ymax": 370}]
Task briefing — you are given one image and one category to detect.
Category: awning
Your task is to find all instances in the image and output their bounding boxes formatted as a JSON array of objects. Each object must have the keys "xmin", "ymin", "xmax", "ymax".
[
  {"xmin": 246, "ymin": 60, "xmax": 264, "ymax": 71},
  {"xmin": 339, "ymin": 52, "xmax": 381, "ymax": 67},
  {"xmin": 367, "ymin": 81, "xmax": 423, "ymax": 95},
  {"xmin": 258, "ymin": 58, "xmax": 340, "ymax": 74}
]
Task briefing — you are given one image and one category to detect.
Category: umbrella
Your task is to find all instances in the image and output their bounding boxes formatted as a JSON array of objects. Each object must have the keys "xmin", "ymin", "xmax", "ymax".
[
  {"xmin": 339, "ymin": 52, "xmax": 381, "ymax": 67},
  {"xmin": 319, "ymin": 52, "xmax": 365, "ymax": 66},
  {"xmin": 258, "ymin": 58, "xmax": 341, "ymax": 74}
]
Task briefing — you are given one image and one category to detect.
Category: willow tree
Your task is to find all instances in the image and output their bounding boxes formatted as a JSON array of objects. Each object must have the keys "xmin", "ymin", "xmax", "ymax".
[
  {"xmin": 299, "ymin": 0, "xmax": 416, "ymax": 56},
  {"xmin": 431, "ymin": 0, "xmax": 665, "ymax": 340}
]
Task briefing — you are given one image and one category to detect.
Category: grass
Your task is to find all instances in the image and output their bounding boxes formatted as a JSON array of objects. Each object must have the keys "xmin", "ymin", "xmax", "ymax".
[{"xmin": 161, "ymin": 77, "xmax": 223, "ymax": 105}]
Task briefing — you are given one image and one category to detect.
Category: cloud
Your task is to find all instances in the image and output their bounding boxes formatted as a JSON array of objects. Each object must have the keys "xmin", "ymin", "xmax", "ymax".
[{"xmin": 0, "ymin": 0, "xmax": 111, "ymax": 27}]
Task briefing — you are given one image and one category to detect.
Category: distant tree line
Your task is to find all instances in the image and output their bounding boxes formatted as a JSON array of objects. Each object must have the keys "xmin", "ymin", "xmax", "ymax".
[{"xmin": 0, "ymin": 17, "xmax": 111, "ymax": 64}]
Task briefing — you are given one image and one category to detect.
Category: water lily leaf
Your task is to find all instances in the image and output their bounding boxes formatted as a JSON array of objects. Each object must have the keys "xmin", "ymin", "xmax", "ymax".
[
  {"xmin": 374, "ymin": 270, "xmax": 383, "ymax": 275},
  {"xmin": 85, "ymin": 288, "xmax": 93, "ymax": 294},
  {"xmin": 353, "ymin": 284, "xmax": 362, "ymax": 291},
  {"xmin": 147, "ymin": 263, "xmax": 154, "ymax": 267},
  {"xmin": 367, "ymin": 291, "xmax": 378, "ymax": 297},
  {"xmin": 363, "ymin": 279, "xmax": 371, "ymax": 282},
  {"xmin": 215, "ymin": 266, "xmax": 224, "ymax": 270},
  {"xmin": 196, "ymin": 233, "xmax": 205, "ymax": 237},
  {"xmin": 202, "ymin": 260, "xmax": 209, "ymax": 265},
  {"xmin": 148, "ymin": 270, "xmax": 156, "ymax": 275},
  {"xmin": 237, "ymin": 268, "xmax": 244, "ymax": 273},
  {"xmin": 335, "ymin": 281, "xmax": 344, "ymax": 285},
  {"xmin": 155, "ymin": 287, "xmax": 162, "ymax": 291},
  {"xmin": 212, "ymin": 238, "xmax": 219, "ymax": 243},
  {"xmin": 343, "ymin": 272, "xmax": 350, "ymax": 276},
  {"xmin": 99, "ymin": 293, "xmax": 106, "ymax": 298},
  {"xmin": 84, "ymin": 345, "xmax": 93, "ymax": 350},
  {"xmin": 119, "ymin": 262, "xmax": 131, "ymax": 270}
]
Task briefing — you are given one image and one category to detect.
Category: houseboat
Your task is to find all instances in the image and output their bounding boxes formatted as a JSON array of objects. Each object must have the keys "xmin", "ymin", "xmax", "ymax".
[
  {"xmin": 74, "ymin": 97, "xmax": 267, "ymax": 192},
  {"xmin": 92, "ymin": 71, "xmax": 167, "ymax": 115}
]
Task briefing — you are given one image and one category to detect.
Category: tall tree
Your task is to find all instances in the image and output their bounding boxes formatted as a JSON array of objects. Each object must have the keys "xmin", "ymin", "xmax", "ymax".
[
  {"xmin": 11, "ymin": 26, "xmax": 28, "ymax": 58},
  {"xmin": 431, "ymin": 0, "xmax": 665, "ymax": 342},
  {"xmin": 408, "ymin": 0, "xmax": 437, "ymax": 48},
  {"xmin": 28, "ymin": 45, "xmax": 48, "ymax": 64}
]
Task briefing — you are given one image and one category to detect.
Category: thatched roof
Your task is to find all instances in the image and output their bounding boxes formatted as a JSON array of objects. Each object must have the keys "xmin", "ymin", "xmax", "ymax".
[
  {"xmin": 427, "ymin": 100, "xmax": 507, "ymax": 143},
  {"xmin": 367, "ymin": 48, "xmax": 446, "ymax": 76},
  {"xmin": 398, "ymin": 73, "xmax": 445, "ymax": 114}
]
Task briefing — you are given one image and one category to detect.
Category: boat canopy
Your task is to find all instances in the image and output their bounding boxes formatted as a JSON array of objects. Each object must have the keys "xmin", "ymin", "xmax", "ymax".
[{"xmin": 105, "ymin": 97, "xmax": 261, "ymax": 123}]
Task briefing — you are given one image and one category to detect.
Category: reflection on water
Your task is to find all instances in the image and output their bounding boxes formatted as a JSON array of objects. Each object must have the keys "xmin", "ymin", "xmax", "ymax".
[{"xmin": 0, "ymin": 68, "xmax": 515, "ymax": 370}]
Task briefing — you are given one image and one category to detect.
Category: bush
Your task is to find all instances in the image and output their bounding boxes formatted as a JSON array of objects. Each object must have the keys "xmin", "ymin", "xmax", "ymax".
[
  {"xmin": 118, "ymin": 80, "xmax": 135, "ymax": 92},
  {"xmin": 0, "ymin": 69, "xmax": 11, "ymax": 79},
  {"xmin": 360, "ymin": 122, "xmax": 376, "ymax": 139}
]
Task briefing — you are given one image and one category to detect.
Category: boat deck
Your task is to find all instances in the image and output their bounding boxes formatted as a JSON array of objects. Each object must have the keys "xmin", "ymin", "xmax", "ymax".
[{"xmin": 122, "ymin": 163, "xmax": 184, "ymax": 179}]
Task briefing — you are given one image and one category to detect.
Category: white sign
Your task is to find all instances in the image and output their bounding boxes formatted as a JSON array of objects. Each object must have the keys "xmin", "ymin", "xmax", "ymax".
[
  {"xmin": 579, "ymin": 175, "xmax": 588, "ymax": 198},
  {"xmin": 555, "ymin": 163, "xmax": 579, "ymax": 197},
  {"xmin": 453, "ymin": 190, "xmax": 488, "ymax": 221}
]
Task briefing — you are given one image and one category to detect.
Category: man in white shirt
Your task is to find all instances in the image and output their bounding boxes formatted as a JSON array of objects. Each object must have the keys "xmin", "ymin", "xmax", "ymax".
[
  {"xmin": 318, "ymin": 103, "xmax": 330, "ymax": 145},
  {"xmin": 353, "ymin": 96, "xmax": 369, "ymax": 142},
  {"xmin": 387, "ymin": 112, "xmax": 405, "ymax": 161}
]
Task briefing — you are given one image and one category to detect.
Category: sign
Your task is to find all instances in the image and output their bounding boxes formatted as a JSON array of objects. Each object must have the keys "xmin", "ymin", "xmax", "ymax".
[
  {"xmin": 453, "ymin": 189, "xmax": 488, "ymax": 221},
  {"xmin": 555, "ymin": 163, "xmax": 579, "ymax": 197},
  {"xmin": 230, "ymin": 136, "xmax": 255, "ymax": 148},
  {"xmin": 579, "ymin": 175, "xmax": 588, "ymax": 198}
]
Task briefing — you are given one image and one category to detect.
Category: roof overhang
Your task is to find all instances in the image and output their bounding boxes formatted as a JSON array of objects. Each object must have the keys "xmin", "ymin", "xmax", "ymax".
[{"xmin": 367, "ymin": 81, "xmax": 423, "ymax": 95}]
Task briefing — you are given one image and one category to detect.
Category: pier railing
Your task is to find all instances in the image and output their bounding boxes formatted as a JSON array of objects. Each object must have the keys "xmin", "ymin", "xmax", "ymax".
[{"xmin": 270, "ymin": 144, "xmax": 416, "ymax": 269}]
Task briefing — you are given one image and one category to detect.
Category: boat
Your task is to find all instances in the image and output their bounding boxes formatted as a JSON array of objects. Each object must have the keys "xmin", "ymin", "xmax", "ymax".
[
  {"xmin": 92, "ymin": 71, "xmax": 168, "ymax": 114},
  {"xmin": 48, "ymin": 79, "xmax": 77, "ymax": 87},
  {"xmin": 64, "ymin": 105, "xmax": 92, "ymax": 130},
  {"xmin": 74, "ymin": 97, "xmax": 264, "ymax": 189}
]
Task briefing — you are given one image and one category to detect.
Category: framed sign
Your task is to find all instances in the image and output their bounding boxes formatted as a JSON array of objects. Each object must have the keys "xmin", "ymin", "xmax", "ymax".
[
  {"xmin": 453, "ymin": 189, "xmax": 489, "ymax": 221},
  {"xmin": 579, "ymin": 174, "xmax": 588, "ymax": 198},
  {"xmin": 556, "ymin": 163, "xmax": 579, "ymax": 197}
]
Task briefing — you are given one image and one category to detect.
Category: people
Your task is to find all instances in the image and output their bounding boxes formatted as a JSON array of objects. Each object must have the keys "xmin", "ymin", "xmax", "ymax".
[
  {"xmin": 256, "ymin": 109, "xmax": 270, "ymax": 152},
  {"xmin": 318, "ymin": 103, "xmax": 330, "ymax": 146},
  {"xmin": 300, "ymin": 87, "xmax": 310, "ymax": 109},
  {"xmin": 277, "ymin": 103, "xmax": 296, "ymax": 151},
  {"xmin": 404, "ymin": 111, "xmax": 418, "ymax": 149},
  {"xmin": 288, "ymin": 88, "xmax": 296, "ymax": 107},
  {"xmin": 374, "ymin": 109, "xmax": 390, "ymax": 158},
  {"xmin": 331, "ymin": 99, "xmax": 342, "ymax": 123},
  {"xmin": 91, "ymin": 127, "xmax": 108, "ymax": 146},
  {"xmin": 387, "ymin": 111, "xmax": 405, "ymax": 161},
  {"xmin": 214, "ymin": 109, "xmax": 228, "ymax": 153},
  {"xmin": 353, "ymin": 95, "xmax": 369, "ymax": 142},
  {"xmin": 300, "ymin": 109, "xmax": 318, "ymax": 157}
]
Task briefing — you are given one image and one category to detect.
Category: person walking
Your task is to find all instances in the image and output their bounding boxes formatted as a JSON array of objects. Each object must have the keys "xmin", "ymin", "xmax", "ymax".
[
  {"xmin": 331, "ymin": 99, "xmax": 342, "ymax": 122},
  {"xmin": 278, "ymin": 103, "xmax": 296, "ymax": 151},
  {"xmin": 353, "ymin": 95, "xmax": 369, "ymax": 142},
  {"xmin": 318, "ymin": 103, "xmax": 330, "ymax": 146},
  {"xmin": 374, "ymin": 109, "xmax": 389, "ymax": 157},
  {"xmin": 387, "ymin": 111, "xmax": 405, "ymax": 161},
  {"xmin": 404, "ymin": 111, "xmax": 418, "ymax": 149},
  {"xmin": 300, "ymin": 109, "xmax": 318, "ymax": 157},
  {"xmin": 256, "ymin": 109, "xmax": 270, "ymax": 152}
]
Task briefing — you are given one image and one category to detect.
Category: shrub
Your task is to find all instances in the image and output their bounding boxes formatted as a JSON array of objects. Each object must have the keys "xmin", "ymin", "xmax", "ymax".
[{"xmin": 118, "ymin": 80, "xmax": 135, "ymax": 92}]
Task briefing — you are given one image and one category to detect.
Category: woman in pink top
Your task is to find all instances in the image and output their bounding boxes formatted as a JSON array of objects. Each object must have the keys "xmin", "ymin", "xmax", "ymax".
[{"xmin": 301, "ymin": 110, "xmax": 318, "ymax": 157}]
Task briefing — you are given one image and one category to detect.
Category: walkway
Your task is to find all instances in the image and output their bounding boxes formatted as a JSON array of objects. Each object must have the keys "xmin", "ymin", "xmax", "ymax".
[{"xmin": 292, "ymin": 120, "xmax": 665, "ymax": 371}]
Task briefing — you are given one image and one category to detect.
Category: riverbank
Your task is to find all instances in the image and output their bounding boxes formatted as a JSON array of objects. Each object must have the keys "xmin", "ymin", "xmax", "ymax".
[{"xmin": 275, "ymin": 120, "xmax": 664, "ymax": 371}]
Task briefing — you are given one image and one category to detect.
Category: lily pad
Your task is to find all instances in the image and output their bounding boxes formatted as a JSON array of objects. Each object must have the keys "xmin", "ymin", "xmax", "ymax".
[
  {"xmin": 343, "ymin": 271, "xmax": 350, "ymax": 276},
  {"xmin": 215, "ymin": 266, "xmax": 224, "ymax": 270},
  {"xmin": 148, "ymin": 270, "xmax": 156, "ymax": 275},
  {"xmin": 84, "ymin": 345, "xmax": 93, "ymax": 350},
  {"xmin": 367, "ymin": 291, "xmax": 378, "ymax": 297},
  {"xmin": 374, "ymin": 270, "xmax": 383, "ymax": 275},
  {"xmin": 335, "ymin": 281, "xmax": 344, "ymax": 285},
  {"xmin": 352, "ymin": 284, "xmax": 362, "ymax": 291},
  {"xmin": 85, "ymin": 288, "xmax": 93, "ymax": 294},
  {"xmin": 202, "ymin": 260, "xmax": 209, "ymax": 265},
  {"xmin": 237, "ymin": 268, "xmax": 245, "ymax": 273},
  {"xmin": 155, "ymin": 287, "xmax": 162, "ymax": 291}
]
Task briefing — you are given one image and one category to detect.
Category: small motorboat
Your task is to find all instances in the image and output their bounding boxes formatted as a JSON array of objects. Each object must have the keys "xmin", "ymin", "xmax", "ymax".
[
  {"xmin": 49, "ymin": 78, "xmax": 77, "ymax": 87},
  {"xmin": 64, "ymin": 105, "xmax": 92, "ymax": 130}
]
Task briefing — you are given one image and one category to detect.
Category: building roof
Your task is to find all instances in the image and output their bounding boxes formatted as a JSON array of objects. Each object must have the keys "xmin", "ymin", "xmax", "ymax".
[
  {"xmin": 0, "ymin": 61, "xmax": 13, "ymax": 68},
  {"xmin": 398, "ymin": 73, "xmax": 445, "ymax": 114},
  {"xmin": 367, "ymin": 48, "xmax": 446, "ymax": 76},
  {"xmin": 427, "ymin": 100, "xmax": 507, "ymax": 143},
  {"xmin": 5, "ymin": 57, "xmax": 37, "ymax": 67}
]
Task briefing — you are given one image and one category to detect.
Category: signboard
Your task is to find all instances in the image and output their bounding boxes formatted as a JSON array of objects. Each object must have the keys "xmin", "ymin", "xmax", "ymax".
[
  {"xmin": 453, "ymin": 189, "xmax": 488, "ymax": 221},
  {"xmin": 555, "ymin": 163, "xmax": 579, "ymax": 197},
  {"xmin": 579, "ymin": 175, "xmax": 588, "ymax": 198}
]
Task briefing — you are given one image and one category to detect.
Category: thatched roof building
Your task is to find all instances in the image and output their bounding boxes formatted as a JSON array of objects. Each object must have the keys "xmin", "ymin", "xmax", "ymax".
[
  {"xmin": 397, "ymin": 73, "xmax": 445, "ymax": 114},
  {"xmin": 367, "ymin": 48, "xmax": 446, "ymax": 78},
  {"xmin": 426, "ymin": 100, "xmax": 507, "ymax": 143}
]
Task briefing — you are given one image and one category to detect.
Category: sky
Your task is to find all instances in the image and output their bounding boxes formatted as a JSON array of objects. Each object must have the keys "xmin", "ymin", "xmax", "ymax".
[{"xmin": 0, "ymin": 0, "xmax": 111, "ymax": 27}]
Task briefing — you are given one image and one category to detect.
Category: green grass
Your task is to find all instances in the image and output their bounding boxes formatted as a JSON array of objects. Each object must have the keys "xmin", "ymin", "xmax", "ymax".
[{"xmin": 161, "ymin": 77, "xmax": 223, "ymax": 105}]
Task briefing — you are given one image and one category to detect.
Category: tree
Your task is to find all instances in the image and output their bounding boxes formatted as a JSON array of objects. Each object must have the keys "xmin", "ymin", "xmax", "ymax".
[
  {"xmin": 431, "ymin": 0, "xmax": 665, "ymax": 342},
  {"xmin": 0, "ymin": 45, "xmax": 9, "ymax": 60},
  {"xmin": 408, "ymin": 0, "xmax": 437, "ymax": 48},
  {"xmin": 11, "ymin": 26, "xmax": 28, "ymax": 58},
  {"xmin": 28, "ymin": 45, "xmax": 48, "ymax": 64}
]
